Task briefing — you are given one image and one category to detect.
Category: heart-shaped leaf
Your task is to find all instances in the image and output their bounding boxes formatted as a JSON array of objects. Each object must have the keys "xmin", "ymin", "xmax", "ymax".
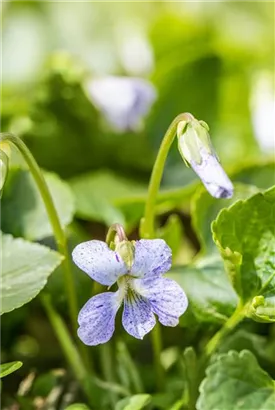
[
  {"xmin": 197, "ymin": 350, "xmax": 275, "ymax": 410},
  {"xmin": 191, "ymin": 183, "xmax": 259, "ymax": 253},
  {"xmin": 212, "ymin": 186, "xmax": 275, "ymax": 303},
  {"xmin": 1, "ymin": 233, "xmax": 63, "ymax": 314}
]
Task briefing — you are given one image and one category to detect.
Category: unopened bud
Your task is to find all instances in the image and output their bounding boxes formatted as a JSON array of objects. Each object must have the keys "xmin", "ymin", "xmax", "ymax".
[
  {"xmin": 247, "ymin": 295, "xmax": 275, "ymax": 323},
  {"xmin": 177, "ymin": 116, "xmax": 233, "ymax": 199},
  {"xmin": 115, "ymin": 240, "xmax": 135, "ymax": 269}
]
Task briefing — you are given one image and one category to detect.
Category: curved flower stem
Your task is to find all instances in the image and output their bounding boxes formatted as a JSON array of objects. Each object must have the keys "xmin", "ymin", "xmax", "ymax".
[
  {"xmin": 140, "ymin": 114, "xmax": 193, "ymax": 391},
  {"xmin": 141, "ymin": 113, "xmax": 194, "ymax": 239},
  {"xmin": 106, "ymin": 223, "xmax": 128, "ymax": 245},
  {"xmin": 0, "ymin": 132, "xmax": 79, "ymax": 333}
]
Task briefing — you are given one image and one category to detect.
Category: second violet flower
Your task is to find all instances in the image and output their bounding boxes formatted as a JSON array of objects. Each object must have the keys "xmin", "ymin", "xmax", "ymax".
[{"xmin": 72, "ymin": 237, "xmax": 188, "ymax": 346}]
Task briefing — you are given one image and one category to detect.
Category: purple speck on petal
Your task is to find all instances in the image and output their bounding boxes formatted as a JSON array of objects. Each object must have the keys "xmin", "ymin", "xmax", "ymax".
[
  {"xmin": 77, "ymin": 291, "xmax": 121, "ymax": 346},
  {"xmin": 115, "ymin": 253, "xmax": 120, "ymax": 263},
  {"xmin": 190, "ymin": 147, "xmax": 234, "ymax": 199}
]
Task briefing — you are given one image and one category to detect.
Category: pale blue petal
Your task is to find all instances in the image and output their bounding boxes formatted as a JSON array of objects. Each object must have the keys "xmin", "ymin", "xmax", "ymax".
[
  {"xmin": 191, "ymin": 147, "xmax": 233, "ymax": 199},
  {"xmin": 85, "ymin": 76, "xmax": 156, "ymax": 132},
  {"xmin": 72, "ymin": 240, "xmax": 128, "ymax": 286},
  {"xmin": 122, "ymin": 292, "xmax": 156, "ymax": 339},
  {"xmin": 131, "ymin": 239, "xmax": 172, "ymax": 278},
  {"xmin": 133, "ymin": 277, "xmax": 188, "ymax": 327},
  {"xmin": 77, "ymin": 292, "xmax": 121, "ymax": 346}
]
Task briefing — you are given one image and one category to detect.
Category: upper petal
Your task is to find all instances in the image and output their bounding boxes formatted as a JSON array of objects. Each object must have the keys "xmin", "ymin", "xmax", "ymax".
[
  {"xmin": 131, "ymin": 239, "xmax": 172, "ymax": 278},
  {"xmin": 78, "ymin": 292, "xmax": 121, "ymax": 346},
  {"xmin": 72, "ymin": 240, "xmax": 128, "ymax": 286},
  {"xmin": 134, "ymin": 277, "xmax": 188, "ymax": 327},
  {"xmin": 191, "ymin": 147, "xmax": 233, "ymax": 199},
  {"xmin": 122, "ymin": 292, "xmax": 156, "ymax": 339}
]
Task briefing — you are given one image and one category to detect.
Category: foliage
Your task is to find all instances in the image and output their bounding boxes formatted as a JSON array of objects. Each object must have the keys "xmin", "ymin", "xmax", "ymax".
[{"xmin": 1, "ymin": 1, "xmax": 274, "ymax": 410}]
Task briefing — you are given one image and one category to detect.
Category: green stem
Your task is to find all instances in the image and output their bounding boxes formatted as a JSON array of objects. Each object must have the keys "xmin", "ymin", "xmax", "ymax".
[
  {"xmin": 140, "ymin": 114, "xmax": 192, "ymax": 391},
  {"xmin": 0, "ymin": 132, "xmax": 78, "ymax": 333},
  {"xmin": 100, "ymin": 343, "xmax": 118, "ymax": 409},
  {"xmin": 185, "ymin": 303, "xmax": 246, "ymax": 410},
  {"xmin": 141, "ymin": 113, "xmax": 193, "ymax": 239},
  {"xmin": 204, "ymin": 302, "xmax": 245, "ymax": 359},
  {"xmin": 41, "ymin": 295, "xmax": 94, "ymax": 405},
  {"xmin": 151, "ymin": 322, "xmax": 164, "ymax": 391}
]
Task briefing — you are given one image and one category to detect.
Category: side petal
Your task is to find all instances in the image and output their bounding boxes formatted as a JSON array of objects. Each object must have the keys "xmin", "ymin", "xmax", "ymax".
[
  {"xmin": 78, "ymin": 292, "xmax": 121, "ymax": 346},
  {"xmin": 72, "ymin": 240, "xmax": 128, "ymax": 286},
  {"xmin": 191, "ymin": 147, "xmax": 233, "ymax": 199},
  {"xmin": 131, "ymin": 239, "xmax": 172, "ymax": 278},
  {"xmin": 134, "ymin": 277, "xmax": 188, "ymax": 327},
  {"xmin": 122, "ymin": 292, "xmax": 156, "ymax": 339}
]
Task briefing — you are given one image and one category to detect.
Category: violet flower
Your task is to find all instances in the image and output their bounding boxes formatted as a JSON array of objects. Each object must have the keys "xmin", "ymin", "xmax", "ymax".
[
  {"xmin": 177, "ymin": 116, "xmax": 234, "ymax": 199},
  {"xmin": 84, "ymin": 76, "xmax": 156, "ymax": 132},
  {"xmin": 72, "ymin": 239, "xmax": 188, "ymax": 345}
]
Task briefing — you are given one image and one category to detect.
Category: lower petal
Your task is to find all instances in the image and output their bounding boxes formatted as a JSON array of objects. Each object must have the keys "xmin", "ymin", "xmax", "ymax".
[
  {"xmin": 122, "ymin": 292, "xmax": 156, "ymax": 339},
  {"xmin": 190, "ymin": 147, "xmax": 233, "ymax": 199},
  {"xmin": 78, "ymin": 292, "xmax": 121, "ymax": 346},
  {"xmin": 135, "ymin": 277, "xmax": 188, "ymax": 327}
]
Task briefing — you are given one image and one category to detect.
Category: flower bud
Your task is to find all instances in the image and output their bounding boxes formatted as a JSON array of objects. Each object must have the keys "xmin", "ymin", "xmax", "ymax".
[
  {"xmin": 247, "ymin": 295, "xmax": 275, "ymax": 323},
  {"xmin": 177, "ymin": 116, "xmax": 233, "ymax": 199},
  {"xmin": 115, "ymin": 240, "xmax": 135, "ymax": 269}
]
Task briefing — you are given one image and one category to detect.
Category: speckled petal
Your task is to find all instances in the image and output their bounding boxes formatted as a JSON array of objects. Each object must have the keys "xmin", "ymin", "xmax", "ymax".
[
  {"xmin": 77, "ymin": 292, "xmax": 121, "ymax": 346},
  {"xmin": 133, "ymin": 277, "xmax": 188, "ymax": 327},
  {"xmin": 72, "ymin": 240, "xmax": 128, "ymax": 286},
  {"xmin": 191, "ymin": 147, "xmax": 233, "ymax": 199},
  {"xmin": 131, "ymin": 239, "xmax": 172, "ymax": 278},
  {"xmin": 122, "ymin": 292, "xmax": 156, "ymax": 339}
]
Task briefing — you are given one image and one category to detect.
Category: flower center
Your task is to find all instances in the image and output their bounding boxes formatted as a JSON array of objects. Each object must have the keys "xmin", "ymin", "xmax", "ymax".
[{"xmin": 117, "ymin": 274, "xmax": 136, "ymax": 302}]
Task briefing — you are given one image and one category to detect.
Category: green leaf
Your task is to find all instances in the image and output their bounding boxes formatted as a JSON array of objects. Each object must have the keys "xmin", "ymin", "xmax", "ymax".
[
  {"xmin": 212, "ymin": 186, "xmax": 275, "ymax": 302},
  {"xmin": 115, "ymin": 395, "xmax": 151, "ymax": 410},
  {"xmin": 69, "ymin": 170, "xmax": 198, "ymax": 229},
  {"xmin": 191, "ymin": 183, "xmax": 259, "ymax": 253},
  {"xmin": 168, "ymin": 255, "xmax": 238, "ymax": 323},
  {"xmin": 69, "ymin": 170, "xmax": 147, "ymax": 226},
  {"xmin": 197, "ymin": 350, "xmax": 275, "ymax": 410},
  {"xmin": 232, "ymin": 161, "xmax": 275, "ymax": 190},
  {"xmin": 0, "ymin": 361, "xmax": 23, "ymax": 378},
  {"xmin": 1, "ymin": 233, "xmax": 63, "ymax": 314},
  {"xmin": 217, "ymin": 329, "xmax": 275, "ymax": 366},
  {"xmin": 64, "ymin": 405, "xmax": 90, "ymax": 410},
  {"xmin": 157, "ymin": 214, "xmax": 183, "ymax": 257},
  {"xmin": 1, "ymin": 167, "xmax": 75, "ymax": 240}
]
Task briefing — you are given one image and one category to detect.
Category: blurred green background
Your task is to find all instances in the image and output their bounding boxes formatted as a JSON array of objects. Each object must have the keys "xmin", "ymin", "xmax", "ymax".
[{"xmin": 1, "ymin": 1, "xmax": 275, "ymax": 409}]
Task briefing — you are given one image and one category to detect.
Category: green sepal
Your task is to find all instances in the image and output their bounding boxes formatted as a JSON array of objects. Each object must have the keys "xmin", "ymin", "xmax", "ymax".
[
  {"xmin": 247, "ymin": 295, "xmax": 275, "ymax": 323},
  {"xmin": 115, "ymin": 240, "xmax": 135, "ymax": 269}
]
